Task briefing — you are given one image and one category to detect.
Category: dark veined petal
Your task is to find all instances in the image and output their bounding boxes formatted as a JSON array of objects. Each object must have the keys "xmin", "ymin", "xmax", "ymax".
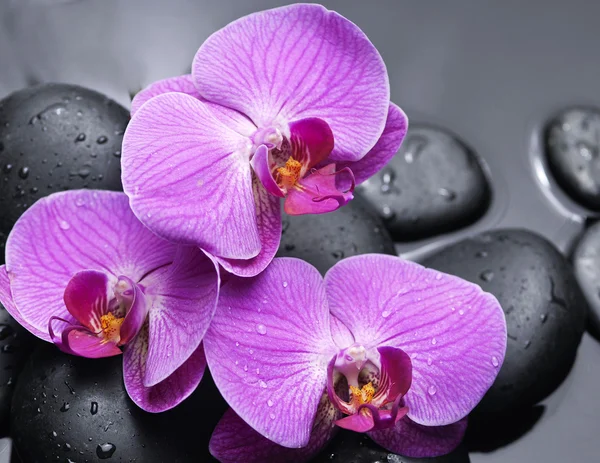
[
  {"xmin": 116, "ymin": 276, "xmax": 149, "ymax": 345},
  {"xmin": 289, "ymin": 117, "xmax": 334, "ymax": 170},
  {"xmin": 63, "ymin": 270, "xmax": 110, "ymax": 333},
  {"xmin": 48, "ymin": 317, "xmax": 121, "ymax": 358}
]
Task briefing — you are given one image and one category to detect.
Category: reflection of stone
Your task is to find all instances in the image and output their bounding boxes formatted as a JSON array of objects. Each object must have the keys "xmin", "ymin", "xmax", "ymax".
[
  {"xmin": 357, "ymin": 125, "xmax": 491, "ymax": 242},
  {"xmin": 545, "ymin": 107, "xmax": 600, "ymax": 210}
]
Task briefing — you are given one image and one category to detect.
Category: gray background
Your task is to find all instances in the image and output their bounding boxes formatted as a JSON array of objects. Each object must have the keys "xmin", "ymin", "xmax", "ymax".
[{"xmin": 1, "ymin": 1, "xmax": 600, "ymax": 462}]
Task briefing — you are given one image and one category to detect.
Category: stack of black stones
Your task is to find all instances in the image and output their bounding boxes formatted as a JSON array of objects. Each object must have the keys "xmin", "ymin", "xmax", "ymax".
[{"xmin": 0, "ymin": 81, "xmax": 598, "ymax": 462}]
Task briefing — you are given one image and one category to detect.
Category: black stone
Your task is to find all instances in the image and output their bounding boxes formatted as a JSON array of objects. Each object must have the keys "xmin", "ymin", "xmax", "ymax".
[
  {"xmin": 545, "ymin": 107, "xmax": 600, "ymax": 210},
  {"xmin": 313, "ymin": 431, "xmax": 470, "ymax": 463},
  {"xmin": 356, "ymin": 125, "xmax": 491, "ymax": 241},
  {"xmin": 277, "ymin": 196, "xmax": 396, "ymax": 275},
  {"xmin": 0, "ymin": 84, "xmax": 128, "ymax": 263},
  {"xmin": 421, "ymin": 229, "xmax": 587, "ymax": 415},
  {"xmin": 0, "ymin": 305, "xmax": 37, "ymax": 438},
  {"xmin": 11, "ymin": 345, "xmax": 227, "ymax": 463},
  {"xmin": 572, "ymin": 220, "xmax": 600, "ymax": 337}
]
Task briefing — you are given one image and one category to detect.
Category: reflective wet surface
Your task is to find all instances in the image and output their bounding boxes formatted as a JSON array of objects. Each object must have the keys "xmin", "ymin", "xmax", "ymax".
[{"xmin": 2, "ymin": 0, "xmax": 600, "ymax": 462}]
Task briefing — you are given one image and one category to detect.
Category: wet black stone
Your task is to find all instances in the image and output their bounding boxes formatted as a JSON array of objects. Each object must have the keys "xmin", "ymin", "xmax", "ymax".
[
  {"xmin": 277, "ymin": 196, "xmax": 396, "ymax": 274},
  {"xmin": 421, "ymin": 229, "xmax": 587, "ymax": 415},
  {"xmin": 545, "ymin": 107, "xmax": 600, "ymax": 210},
  {"xmin": 0, "ymin": 304, "xmax": 37, "ymax": 438},
  {"xmin": 572, "ymin": 220, "xmax": 600, "ymax": 337},
  {"xmin": 313, "ymin": 431, "xmax": 469, "ymax": 463},
  {"xmin": 0, "ymin": 84, "xmax": 128, "ymax": 263},
  {"xmin": 11, "ymin": 345, "xmax": 227, "ymax": 463},
  {"xmin": 357, "ymin": 125, "xmax": 491, "ymax": 241}
]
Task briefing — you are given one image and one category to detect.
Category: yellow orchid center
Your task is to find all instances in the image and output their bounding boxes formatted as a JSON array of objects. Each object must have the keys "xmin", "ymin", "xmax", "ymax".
[
  {"xmin": 349, "ymin": 382, "xmax": 375, "ymax": 406},
  {"xmin": 100, "ymin": 312, "xmax": 125, "ymax": 344},
  {"xmin": 276, "ymin": 157, "xmax": 303, "ymax": 190}
]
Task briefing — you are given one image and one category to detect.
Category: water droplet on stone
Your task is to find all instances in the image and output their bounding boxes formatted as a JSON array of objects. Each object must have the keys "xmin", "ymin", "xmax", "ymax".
[
  {"xmin": 60, "ymin": 402, "xmax": 70, "ymax": 412},
  {"xmin": 78, "ymin": 167, "xmax": 91, "ymax": 179},
  {"xmin": 0, "ymin": 323, "xmax": 14, "ymax": 340},
  {"xmin": 438, "ymin": 187, "xmax": 456, "ymax": 201},
  {"xmin": 75, "ymin": 133, "xmax": 86, "ymax": 142},
  {"xmin": 3, "ymin": 164, "xmax": 13, "ymax": 174},
  {"xmin": 475, "ymin": 250, "xmax": 488, "ymax": 258},
  {"xmin": 256, "ymin": 324, "xmax": 267, "ymax": 335},
  {"xmin": 90, "ymin": 401, "xmax": 98, "ymax": 415},
  {"xmin": 18, "ymin": 166, "xmax": 29, "ymax": 179},
  {"xmin": 480, "ymin": 270, "xmax": 494, "ymax": 282},
  {"xmin": 267, "ymin": 399, "xmax": 274, "ymax": 407},
  {"xmin": 540, "ymin": 313, "xmax": 548, "ymax": 323},
  {"xmin": 113, "ymin": 150, "xmax": 121, "ymax": 158},
  {"xmin": 402, "ymin": 135, "xmax": 428, "ymax": 163},
  {"xmin": 428, "ymin": 385, "xmax": 437, "ymax": 395},
  {"xmin": 96, "ymin": 136, "xmax": 108, "ymax": 145},
  {"xmin": 2, "ymin": 344, "xmax": 15, "ymax": 353},
  {"xmin": 524, "ymin": 340, "xmax": 531, "ymax": 349},
  {"xmin": 282, "ymin": 281, "xmax": 288, "ymax": 288},
  {"xmin": 96, "ymin": 443, "xmax": 116, "ymax": 459},
  {"xmin": 381, "ymin": 205, "xmax": 395, "ymax": 220},
  {"xmin": 491, "ymin": 356, "xmax": 499, "ymax": 367},
  {"xmin": 259, "ymin": 380, "xmax": 268, "ymax": 389},
  {"xmin": 381, "ymin": 310, "xmax": 391, "ymax": 318},
  {"xmin": 331, "ymin": 250, "xmax": 344, "ymax": 259},
  {"xmin": 576, "ymin": 140, "xmax": 598, "ymax": 160}
]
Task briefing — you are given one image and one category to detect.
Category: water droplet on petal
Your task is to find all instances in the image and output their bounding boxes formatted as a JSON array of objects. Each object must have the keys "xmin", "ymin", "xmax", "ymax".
[
  {"xmin": 282, "ymin": 281, "xmax": 288, "ymax": 288},
  {"xmin": 269, "ymin": 412, "xmax": 276, "ymax": 420},
  {"xmin": 381, "ymin": 310, "xmax": 391, "ymax": 318},
  {"xmin": 435, "ymin": 273, "xmax": 442, "ymax": 280},
  {"xmin": 491, "ymin": 356, "xmax": 499, "ymax": 367},
  {"xmin": 58, "ymin": 220, "xmax": 70, "ymax": 230},
  {"xmin": 259, "ymin": 380, "xmax": 267, "ymax": 389},
  {"xmin": 75, "ymin": 198, "xmax": 85, "ymax": 207},
  {"xmin": 267, "ymin": 399, "xmax": 274, "ymax": 407},
  {"xmin": 243, "ymin": 364, "xmax": 248, "ymax": 372},
  {"xmin": 428, "ymin": 385, "xmax": 437, "ymax": 395},
  {"xmin": 431, "ymin": 338, "xmax": 437, "ymax": 345},
  {"xmin": 256, "ymin": 324, "xmax": 267, "ymax": 335},
  {"xmin": 458, "ymin": 309, "xmax": 464, "ymax": 315},
  {"xmin": 235, "ymin": 342, "xmax": 240, "ymax": 347},
  {"xmin": 427, "ymin": 357, "xmax": 433, "ymax": 366},
  {"xmin": 410, "ymin": 353, "xmax": 417, "ymax": 359}
]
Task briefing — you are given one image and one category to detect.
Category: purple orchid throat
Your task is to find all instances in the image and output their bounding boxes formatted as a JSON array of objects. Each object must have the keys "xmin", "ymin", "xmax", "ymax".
[
  {"xmin": 122, "ymin": 3, "xmax": 408, "ymax": 277},
  {"xmin": 0, "ymin": 190, "xmax": 220, "ymax": 413},
  {"xmin": 205, "ymin": 255, "xmax": 507, "ymax": 462}
]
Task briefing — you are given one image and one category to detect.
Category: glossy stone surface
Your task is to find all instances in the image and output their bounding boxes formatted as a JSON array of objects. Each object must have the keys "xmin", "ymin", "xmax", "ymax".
[
  {"xmin": 0, "ymin": 84, "xmax": 127, "ymax": 262},
  {"xmin": 11, "ymin": 345, "xmax": 226, "ymax": 463},
  {"xmin": 277, "ymin": 196, "xmax": 396, "ymax": 274},
  {"xmin": 572, "ymin": 220, "xmax": 600, "ymax": 336},
  {"xmin": 314, "ymin": 431, "xmax": 470, "ymax": 463},
  {"xmin": 545, "ymin": 108, "xmax": 600, "ymax": 210},
  {"xmin": 357, "ymin": 126, "xmax": 490, "ymax": 241},
  {"xmin": 421, "ymin": 229, "xmax": 587, "ymax": 415}
]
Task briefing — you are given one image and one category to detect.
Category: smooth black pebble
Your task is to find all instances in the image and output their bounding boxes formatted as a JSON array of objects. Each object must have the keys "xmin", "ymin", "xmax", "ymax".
[
  {"xmin": 421, "ymin": 229, "xmax": 587, "ymax": 415},
  {"xmin": 0, "ymin": 83, "xmax": 128, "ymax": 262},
  {"xmin": 357, "ymin": 125, "xmax": 490, "ymax": 241},
  {"xmin": 277, "ymin": 196, "xmax": 396, "ymax": 274},
  {"xmin": 545, "ymin": 107, "xmax": 600, "ymax": 210},
  {"xmin": 572, "ymin": 220, "xmax": 600, "ymax": 336},
  {"xmin": 11, "ymin": 345, "xmax": 227, "ymax": 462},
  {"xmin": 0, "ymin": 304, "xmax": 37, "ymax": 437},
  {"xmin": 313, "ymin": 431, "xmax": 470, "ymax": 463}
]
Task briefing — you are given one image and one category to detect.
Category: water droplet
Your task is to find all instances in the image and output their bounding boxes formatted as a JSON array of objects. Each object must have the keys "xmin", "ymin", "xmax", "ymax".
[
  {"xmin": 3, "ymin": 164, "xmax": 12, "ymax": 174},
  {"xmin": 18, "ymin": 166, "xmax": 29, "ymax": 179},
  {"xmin": 431, "ymin": 338, "xmax": 437, "ymax": 345},
  {"xmin": 524, "ymin": 340, "xmax": 531, "ymax": 349},
  {"xmin": 113, "ymin": 150, "xmax": 121, "ymax": 158},
  {"xmin": 428, "ymin": 385, "xmax": 437, "ymax": 395},
  {"xmin": 243, "ymin": 364, "xmax": 248, "ymax": 372},
  {"xmin": 381, "ymin": 205, "xmax": 395, "ymax": 220},
  {"xmin": 284, "ymin": 243, "xmax": 295, "ymax": 251},
  {"xmin": 479, "ymin": 270, "xmax": 494, "ymax": 282},
  {"xmin": 78, "ymin": 167, "xmax": 91, "ymax": 179},
  {"xmin": 96, "ymin": 443, "xmax": 116, "ymax": 459},
  {"xmin": 75, "ymin": 198, "xmax": 85, "ymax": 207},
  {"xmin": 269, "ymin": 412, "xmax": 276, "ymax": 420},
  {"xmin": 256, "ymin": 324, "xmax": 267, "ymax": 335},
  {"xmin": 427, "ymin": 357, "xmax": 433, "ymax": 366},
  {"xmin": 435, "ymin": 273, "xmax": 442, "ymax": 281},
  {"xmin": 540, "ymin": 313, "xmax": 548, "ymax": 324},
  {"xmin": 30, "ymin": 187, "xmax": 38, "ymax": 194},
  {"xmin": 491, "ymin": 356, "xmax": 499, "ymax": 367},
  {"xmin": 410, "ymin": 353, "xmax": 417, "ymax": 359},
  {"xmin": 331, "ymin": 250, "xmax": 344, "ymax": 260},
  {"xmin": 60, "ymin": 402, "xmax": 70, "ymax": 412},
  {"xmin": 235, "ymin": 342, "xmax": 240, "ymax": 347},
  {"xmin": 249, "ymin": 349, "xmax": 254, "ymax": 355},
  {"xmin": 0, "ymin": 324, "xmax": 14, "ymax": 340},
  {"xmin": 381, "ymin": 310, "xmax": 391, "ymax": 318},
  {"xmin": 475, "ymin": 250, "xmax": 488, "ymax": 258},
  {"xmin": 267, "ymin": 399, "xmax": 274, "ymax": 407},
  {"xmin": 576, "ymin": 140, "xmax": 598, "ymax": 160},
  {"xmin": 75, "ymin": 133, "xmax": 86, "ymax": 142},
  {"xmin": 96, "ymin": 136, "xmax": 108, "ymax": 144},
  {"xmin": 381, "ymin": 168, "xmax": 395, "ymax": 185},
  {"xmin": 64, "ymin": 442, "xmax": 72, "ymax": 451},
  {"xmin": 259, "ymin": 380, "xmax": 268, "ymax": 389},
  {"xmin": 438, "ymin": 187, "xmax": 456, "ymax": 201},
  {"xmin": 58, "ymin": 220, "xmax": 70, "ymax": 230},
  {"xmin": 282, "ymin": 281, "xmax": 288, "ymax": 288},
  {"xmin": 458, "ymin": 309, "xmax": 464, "ymax": 315},
  {"xmin": 90, "ymin": 401, "xmax": 98, "ymax": 415}
]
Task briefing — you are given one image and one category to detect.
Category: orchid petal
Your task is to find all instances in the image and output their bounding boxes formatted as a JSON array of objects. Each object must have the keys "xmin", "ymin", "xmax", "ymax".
[
  {"xmin": 337, "ymin": 103, "xmax": 408, "ymax": 185},
  {"xmin": 368, "ymin": 417, "xmax": 468, "ymax": 458},
  {"xmin": 131, "ymin": 74, "xmax": 201, "ymax": 116},
  {"xmin": 251, "ymin": 145, "xmax": 285, "ymax": 198},
  {"xmin": 5, "ymin": 190, "xmax": 177, "ymax": 339},
  {"xmin": 140, "ymin": 247, "xmax": 219, "ymax": 387},
  {"xmin": 377, "ymin": 346, "xmax": 412, "ymax": 402},
  {"xmin": 289, "ymin": 118, "xmax": 334, "ymax": 169},
  {"xmin": 58, "ymin": 323, "xmax": 122, "ymax": 359},
  {"xmin": 285, "ymin": 164, "xmax": 355, "ymax": 215},
  {"xmin": 122, "ymin": 92, "xmax": 261, "ymax": 259},
  {"xmin": 215, "ymin": 175, "xmax": 282, "ymax": 277},
  {"xmin": 335, "ymin": 404, "xmax": 409, "ymax": 433},
  {"xmin": 123, "ymin": 324, "xmax": 207, "ymax": 412},
  {"xmin": 330, "ymin": 314, "xmax": 354, "ymax": 348},
  {"xmin": 210, "ymin": 395, "xmax": 339, "ymax": 463},
  {"xmin": 204, "ymin": 258, "xmax": 337, "ymax": 448},
  {"xmin": 193, "ymin": 4, "xmax": 389, "ymax": 162},
  {"xmin": 0, "ymin": 265, "xmax": 47, "ymax": 340},
  {"xmin": 325, "ymin": 255, "xmax": 507, "ymax": 427},
  {"xmin": 117, "ymin": 276, "xmax": 149, "ymax": 345},
  {"xmin": 63, "ymin": 270, "xmax": 110, "ymax": 333}
]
